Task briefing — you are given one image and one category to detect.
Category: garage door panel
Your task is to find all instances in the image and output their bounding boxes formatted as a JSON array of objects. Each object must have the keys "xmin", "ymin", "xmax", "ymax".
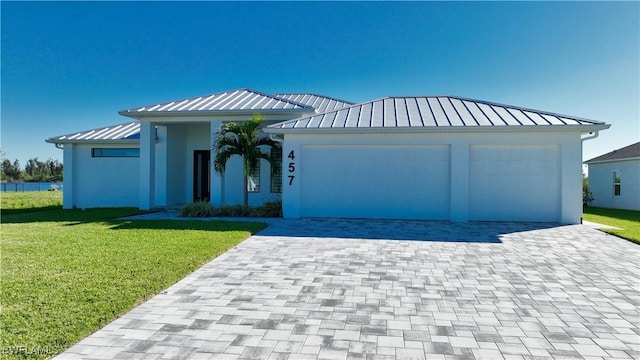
[
  {"xmin": 300, "ymin": 145, "xmax": 450, "ymax": 219},
  {"xmin": 469, "ymin": 145, "xmax": 559, "ymax": 222}
]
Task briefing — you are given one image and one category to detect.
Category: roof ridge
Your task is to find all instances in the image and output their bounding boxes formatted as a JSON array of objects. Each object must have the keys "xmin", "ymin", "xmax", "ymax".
[
  {"xmin": 119, "ymin": 88, "xmax": 242, "ymax": 113},
  {"xmin": 585, "ymin": 141, "xmax": 640, "ymax": 163},
  {"xmin": 266, "ymin": 95, "xmax": 610, "ymax": 131},
  {"xmin": 275, "ymin": 93, "xmax": 355, "ymax": 105},
  {"xmin": 356, "ymin": 95, "xmax": 605, "ymax": 125},
  {"xmin": 119, "ymin": 88, "xmax": 315, "ymax": 114},
  {"xmin": 442, "ymin": 95, "xmax": 604, "ymax": 125},
  {"xmin": 242, "ymin": 89, "xmax": 315, "ymax": 110}
]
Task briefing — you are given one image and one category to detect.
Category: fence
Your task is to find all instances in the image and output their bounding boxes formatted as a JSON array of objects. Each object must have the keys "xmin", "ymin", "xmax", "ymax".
[{"xmin": 1, "ymin": 182, "xmax": 63, "ymax": 192}]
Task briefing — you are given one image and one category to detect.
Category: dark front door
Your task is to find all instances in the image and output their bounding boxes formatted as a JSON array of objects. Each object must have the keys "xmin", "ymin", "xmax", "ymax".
[{"xmin": 193, "ymin": 150, "xmax": 210, "ymax": 202}]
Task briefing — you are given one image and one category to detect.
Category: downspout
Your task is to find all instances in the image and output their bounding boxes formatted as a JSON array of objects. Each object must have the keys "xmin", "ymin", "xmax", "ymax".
[
  {"xmin": 269, "ymin": 134, "xmax": 284, "ymax": 143},
  {"xmin": 581, "ymin": 131, "xmax": 599, "ymax": 142}
]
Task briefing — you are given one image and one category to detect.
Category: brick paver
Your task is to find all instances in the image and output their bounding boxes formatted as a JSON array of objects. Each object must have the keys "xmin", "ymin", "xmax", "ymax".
[{"xmin": 55, "ymin": 219, "xmax": 640, "ymax": 359}]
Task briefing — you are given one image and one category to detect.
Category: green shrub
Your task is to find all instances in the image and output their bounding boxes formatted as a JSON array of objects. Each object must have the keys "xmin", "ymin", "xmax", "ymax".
[
  {"xmin": 221, "ymin": 204, "xmax": 252, "ymax": 217},
  {"xmin": 178, "ymin": 201, "xmax": 216, "ymax": 217},
  {"xmin": 252, "ymin": 200, "xmax": 282, "ymax": 217},
  {"xmin": 178, "ymin": 200, "xmax": 282, "ymax": 218}
]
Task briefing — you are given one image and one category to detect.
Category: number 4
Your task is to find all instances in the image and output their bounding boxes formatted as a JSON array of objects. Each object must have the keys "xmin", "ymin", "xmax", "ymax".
[{"xmin": 288, "ymin": 150, "xmax": 295, "ymax": 160}]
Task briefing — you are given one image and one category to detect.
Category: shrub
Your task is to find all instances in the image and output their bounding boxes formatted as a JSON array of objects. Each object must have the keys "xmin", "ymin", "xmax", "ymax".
[
  {"xmin": 221, "ymin": 204, "xmax": 252, "ymax": 217},
  {"xmin": 252, "ymin": 200, "xmax": 282, "ymax": 217},
  {"xmin": 178, "ymin": 201, "xmax": 216, "ymax": 217},
  {"xmin": 178, "ymin": 200, "xmax": 282, "ymax": 218}
]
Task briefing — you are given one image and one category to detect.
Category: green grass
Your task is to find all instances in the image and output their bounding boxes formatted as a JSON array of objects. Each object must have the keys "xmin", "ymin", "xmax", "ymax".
[
  {"xmin": 1, "ymin": 197, "xmax": 266, "ymax": 359},
  {"xmin": 1, "ymin": 191, "xmax": 63, "ymax": 215},
  {"xmin": 583, "ymin": 207, "xmax": 640, "ymax": 244}
]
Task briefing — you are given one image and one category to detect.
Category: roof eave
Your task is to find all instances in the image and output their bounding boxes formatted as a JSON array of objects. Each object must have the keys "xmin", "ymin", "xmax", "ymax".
[
  {"xmin": 584, "ymin": 156, "xmax": 640, "ymax": 165},
  {"xmin": 45, "ymin": 139, "xmax": 141, "ymax": 145},
  {"xmin": 264, "ymin": 124, "xmax": 610, "ymax": 135}
]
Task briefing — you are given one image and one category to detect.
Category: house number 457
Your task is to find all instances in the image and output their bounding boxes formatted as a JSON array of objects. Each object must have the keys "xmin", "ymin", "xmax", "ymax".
[{"xmin": 287, "ymin": 150, "xmax": 295, "ymax": 186}]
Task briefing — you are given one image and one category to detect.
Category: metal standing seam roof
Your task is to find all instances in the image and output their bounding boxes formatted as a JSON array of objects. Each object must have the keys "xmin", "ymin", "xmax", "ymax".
[
  {"xmin": 585, "ymin": 142, "xmax": 640, "ymax": 163},
  {"xmin": 275, "ymin": 94, "xmax": 354, "ymax": 113},
  {"xmin": 45, "ymin": 122, "xmax": 141, "ymax": 144},
  {"xmin": 119, "ymin": 88, "xmax": 315, "ymax": 116},
  {"xmin": 265, "ymin": 96, "xmax": 609, "ymax": 132},
  {"xmin": 46, "ymin": 90, "xmax": 354, "ymax": 144}
]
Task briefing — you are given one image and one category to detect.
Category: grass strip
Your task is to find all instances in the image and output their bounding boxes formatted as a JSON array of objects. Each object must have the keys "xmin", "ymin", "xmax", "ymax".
[
  {"xmin": 583, "ymin": 207, "xmax": 640, "ymax": 244},
  {"xmin": 1, "ymin": 191, "xmax": 63, "ymax": 215}
]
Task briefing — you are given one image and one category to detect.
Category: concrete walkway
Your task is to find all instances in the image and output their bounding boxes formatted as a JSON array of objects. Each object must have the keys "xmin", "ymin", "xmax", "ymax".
[{"xmin": 56, "ymin": 219, "xmax": 639, "ymax": 360}]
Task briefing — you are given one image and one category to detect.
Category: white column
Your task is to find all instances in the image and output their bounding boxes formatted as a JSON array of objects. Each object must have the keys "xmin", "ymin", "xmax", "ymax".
[
  {"xmin": 155, "ymin": 125, "xmax": 167, "ymax": 207},
  {"xmin": 210, "ymin": 120, "xmax": 223, "ymax": 206},
  {"xmin": 62, "ymin": 144, "xmax": 74, "ymax": 209},
  {"xmin": 282, "ymin": 138, "xmax": 301, "ymax": 218},
  {"xmin": 139, "ymin": 121, "xmax": 156, "ymax": 210},
  {"xmin": 450, "ymin": 142, "xmax": 470, "ymax": 222},
  {"xmin": 560, "ymin": 140, "xmax": 582, "ymax": 224}
]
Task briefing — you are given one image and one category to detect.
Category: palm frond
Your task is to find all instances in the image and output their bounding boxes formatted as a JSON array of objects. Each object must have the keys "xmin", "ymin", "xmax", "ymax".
[{"xmin": 212, "ymin": 113, "xmax": 280, "ymax": 178}]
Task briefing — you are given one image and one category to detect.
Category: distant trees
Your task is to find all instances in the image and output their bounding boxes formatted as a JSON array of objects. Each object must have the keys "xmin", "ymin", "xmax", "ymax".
[
  {"xmin": 1, "ymin": 159, "xmax": 22, "ymax": 181},
  {"xmin": 1, "ymin": 157, "xmax": 63, "ymax": 182}
]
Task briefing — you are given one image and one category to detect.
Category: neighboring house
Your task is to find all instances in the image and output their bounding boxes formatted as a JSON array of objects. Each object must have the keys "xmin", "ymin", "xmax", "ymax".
[
  {"xmin": 46, "ymin": 88, "xmax": 610, "ymax": 223},
  {"xmin": 584, "ymin": 142, "xmax": 640, "ymax": 211}
]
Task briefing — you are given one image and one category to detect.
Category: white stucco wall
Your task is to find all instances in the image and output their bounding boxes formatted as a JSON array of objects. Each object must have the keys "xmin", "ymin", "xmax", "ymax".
[
  {"xmin": 66, "ymin": 144, "xmax": 139, "ymax": 208},
  {"xmin": 222, "ymin": 154, "xmax": 281, "ymax": 206},
  {"xmin": 223, "ymin": 156, "xmax": 244, "ymax": 205},
  {"xmin": 588, "ymin": 159, "xmax": 640, "ymax": 211},
  {"xmin": 280, "ymin": 131, "xmax": 583, "ymax": 223},
  {"xmin": 164, "ymin": 124, "xmax": 188, "ymax": 206}
]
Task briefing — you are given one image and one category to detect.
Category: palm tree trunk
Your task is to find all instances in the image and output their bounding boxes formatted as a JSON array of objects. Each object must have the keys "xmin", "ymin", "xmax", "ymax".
[{"xmin": 243, "ymin": 175, "xmax": 249, "ymax": 207}]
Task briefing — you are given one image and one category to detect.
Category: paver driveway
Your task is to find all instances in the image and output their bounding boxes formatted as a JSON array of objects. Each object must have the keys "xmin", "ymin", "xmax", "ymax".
[{"xmin": 56, "ymin": 219, "xmax": 639, "ymax": 360}]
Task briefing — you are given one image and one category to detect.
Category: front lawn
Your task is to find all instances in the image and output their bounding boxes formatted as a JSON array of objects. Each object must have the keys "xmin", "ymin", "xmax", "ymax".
[
  {"xmin": 583, "ymin": 207, "xmax": 640, "ymax": 244},
  {"xmin": 1, "ymin": 207, "xmax": 265, "ymax": 359},
  {"xmin": 1, "ymin": 191, "xmax": 63, "ymax": 214}
]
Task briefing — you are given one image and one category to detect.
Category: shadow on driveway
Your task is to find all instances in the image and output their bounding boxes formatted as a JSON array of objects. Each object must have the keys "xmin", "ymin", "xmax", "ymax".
[{"xmin": 256, "ymin": 218, "xmax": 561, "ymax": 243}]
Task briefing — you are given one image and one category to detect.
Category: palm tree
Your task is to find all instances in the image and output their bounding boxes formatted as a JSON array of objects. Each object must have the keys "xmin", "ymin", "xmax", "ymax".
[{"xmin": 213, "ymin": 114, "xmax": 280, "ymax": 207}]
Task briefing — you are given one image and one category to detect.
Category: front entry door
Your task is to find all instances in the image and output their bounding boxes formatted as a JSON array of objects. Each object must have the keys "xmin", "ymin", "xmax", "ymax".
[{"xmin": 193, "ymin": 150, "xmax": 211, "ymax": 202}]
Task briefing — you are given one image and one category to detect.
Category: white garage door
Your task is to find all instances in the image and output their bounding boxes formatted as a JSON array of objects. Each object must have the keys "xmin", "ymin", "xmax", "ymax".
[
  {"xmin": 469, "ymin": 145, "xmax": 559, "ymax": 222},
  {"xmin": 299, "ymin": 144, "xmax": 450, "ymax": 219}
]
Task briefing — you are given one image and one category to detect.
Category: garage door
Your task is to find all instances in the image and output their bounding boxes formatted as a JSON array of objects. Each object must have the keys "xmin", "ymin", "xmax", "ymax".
[
  {"xmin": 469, "ymin": 145, "xmax": 559, "ymax": 222},
  {"xmin": 299, "ymin": 144, "xmax": 450, "ymax": 219}
]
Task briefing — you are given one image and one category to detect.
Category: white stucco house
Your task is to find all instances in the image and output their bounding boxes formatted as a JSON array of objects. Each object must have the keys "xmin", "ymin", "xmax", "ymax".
[
  {"xmin": 584, "ymin": 142, "xmax": 640, "ymax": 211},
  {"xmin": 46, "ymin": 88, "xmax": 610, "ymax": 223}
]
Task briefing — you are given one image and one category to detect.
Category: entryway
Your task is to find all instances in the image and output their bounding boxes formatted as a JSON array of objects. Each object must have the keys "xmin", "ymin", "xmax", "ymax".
[{"xmin": 193, "ymin": 150, "xmax": 210, "ymax": 202}]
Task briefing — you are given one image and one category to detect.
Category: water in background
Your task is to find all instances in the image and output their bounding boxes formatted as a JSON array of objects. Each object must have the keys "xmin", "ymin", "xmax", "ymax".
[{"xmin": 1, "ymin": 182, "xmax": 63, "ymax": 192}]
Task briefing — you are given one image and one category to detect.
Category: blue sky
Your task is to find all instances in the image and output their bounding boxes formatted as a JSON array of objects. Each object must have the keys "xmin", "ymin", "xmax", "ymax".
[{"xmin": 2, "ymin": 1, "xmax": 638, "ymax": 169}]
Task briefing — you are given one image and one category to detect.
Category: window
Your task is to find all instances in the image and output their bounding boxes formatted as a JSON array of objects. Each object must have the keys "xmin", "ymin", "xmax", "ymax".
[
  {"xmin": 613, "ymin": 170, "xmax": 621, "ymax": 196},
  {"xmin": 270, "ymin": 147, "xmax": 282, "ymax": 193},
  {"xmin": 247, "ymin": 162, "xmax": 260, "ymax": 192},
  {"xmin": 92, "ymin": 148, "xmax": 139, "ymax": 157}
]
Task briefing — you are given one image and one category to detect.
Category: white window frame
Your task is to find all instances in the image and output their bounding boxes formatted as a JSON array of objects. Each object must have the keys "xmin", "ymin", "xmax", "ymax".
[
  {"xmin": 247, "ymin": 162, "xmax": 260, "ymax": 193},
  {"xmin": 613, "ymin": 170, "xmax": 621, "ymax": 196}
]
